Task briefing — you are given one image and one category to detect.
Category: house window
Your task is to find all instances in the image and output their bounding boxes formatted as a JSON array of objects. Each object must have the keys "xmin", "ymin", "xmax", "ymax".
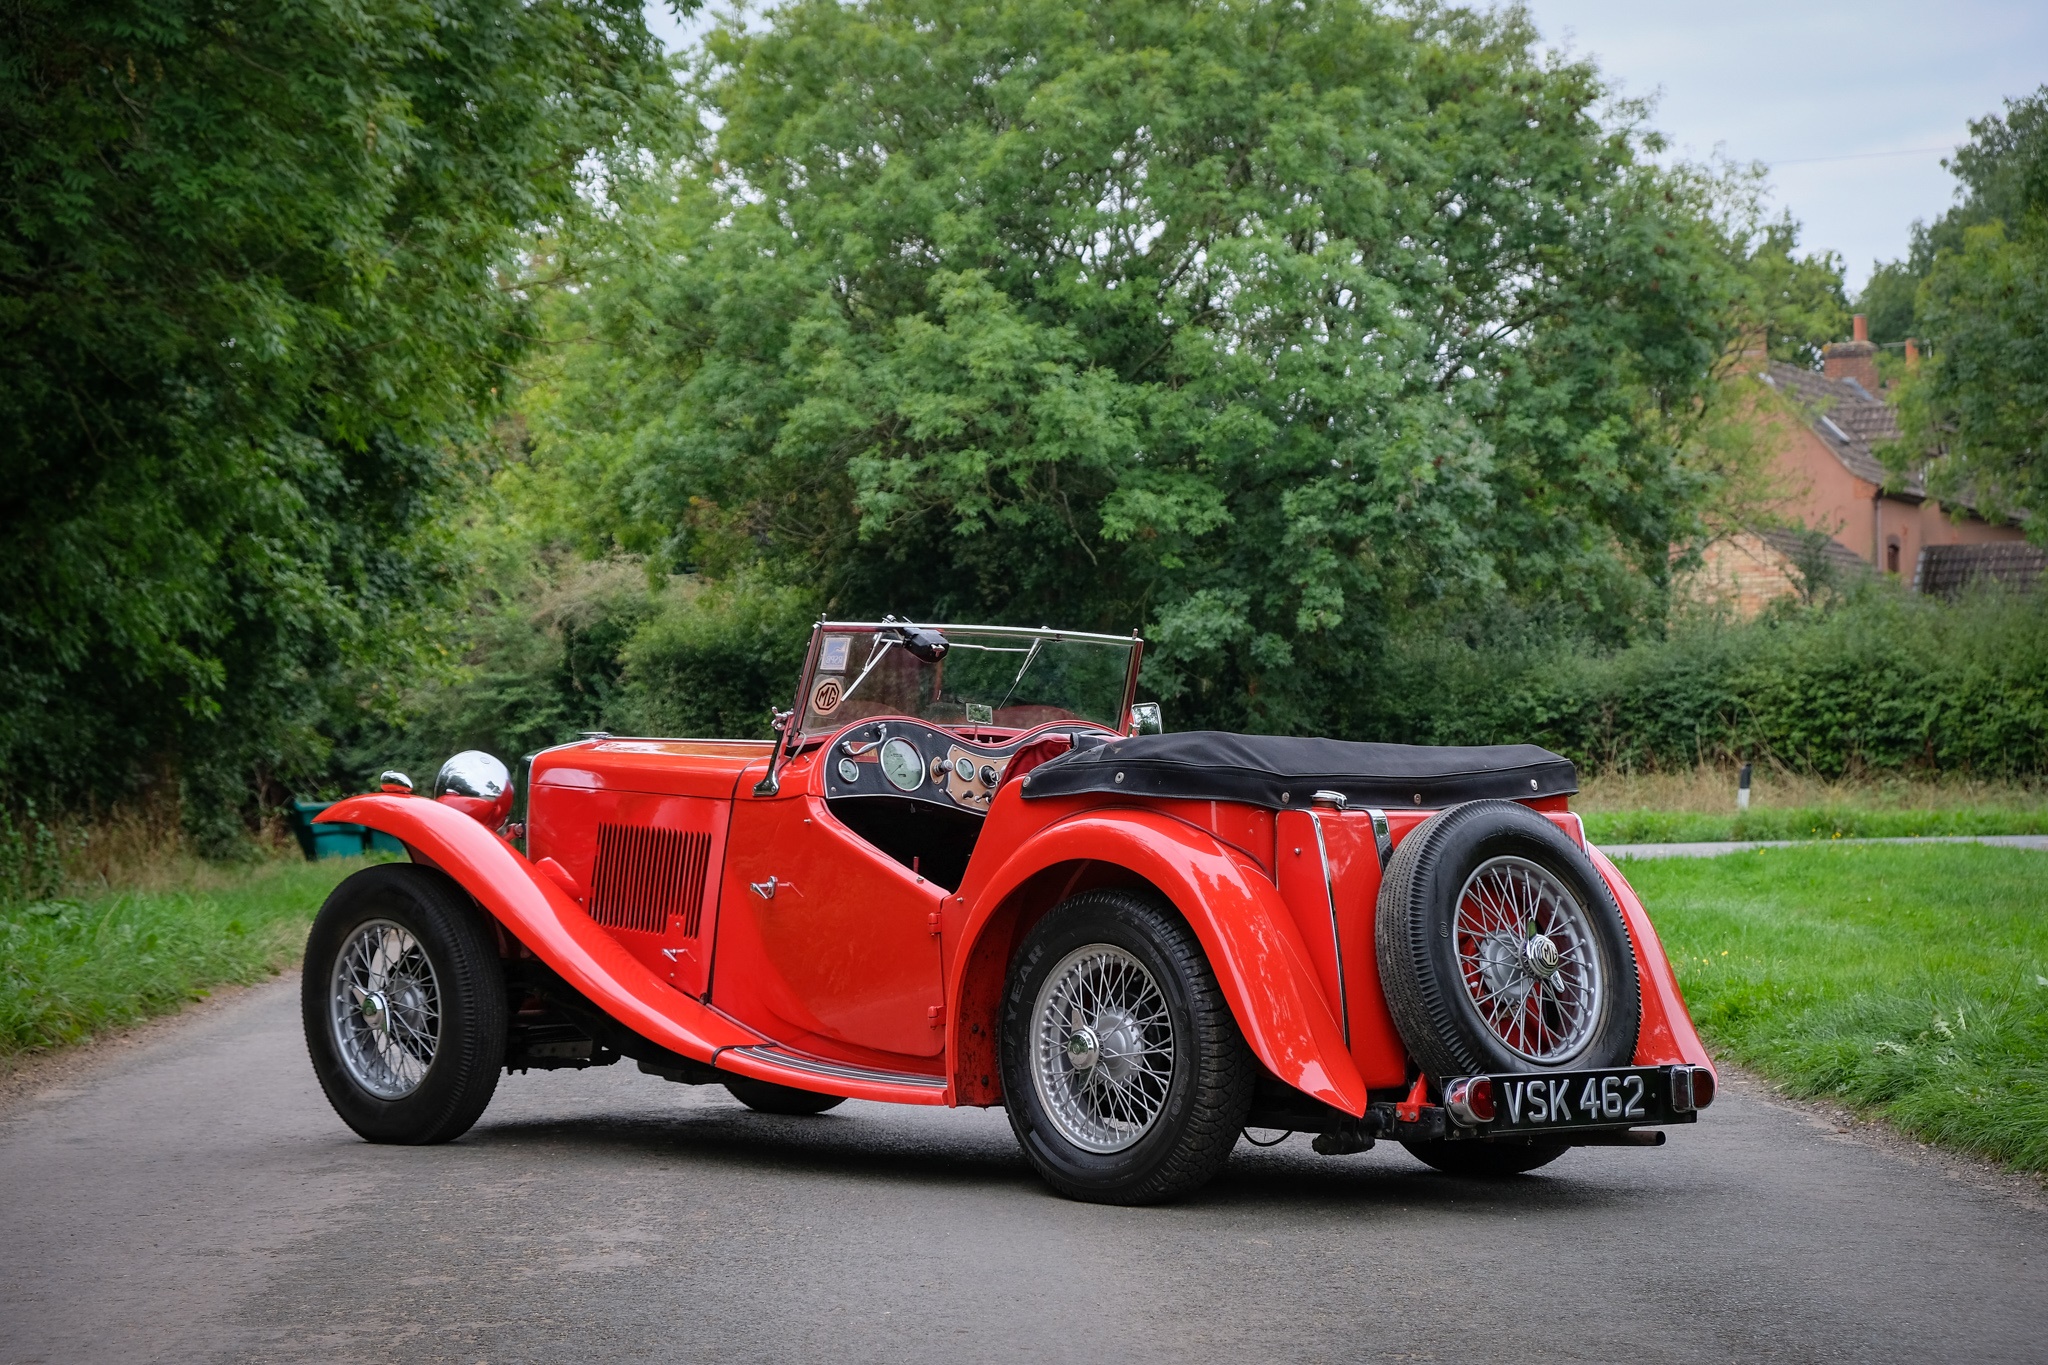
[{"xmin": 1886, "ymin": 539, "xmax": 1902, "ymax": 574}]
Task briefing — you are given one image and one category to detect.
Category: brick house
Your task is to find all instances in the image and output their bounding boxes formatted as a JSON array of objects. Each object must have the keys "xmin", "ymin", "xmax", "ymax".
[{"xmin": 1686, "ymin": 315, "xmax": 2038, "ymax": 615}]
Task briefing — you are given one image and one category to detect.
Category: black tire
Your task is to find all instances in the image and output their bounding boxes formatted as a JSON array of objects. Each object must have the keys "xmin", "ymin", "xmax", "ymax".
[
  {"xmin": 302, "ymin": 864, "xmax": 506, "ymax": 1144},
  {"xmin": 1403, "ymin": 1135, "xmax": 1571, "ymax": 1177},
  {"xmin": 1000, "ymin": 889, "xmax": 1254, "ymax": 1205},
  {"xmin": 723, "ymin": 1078, "xmax": 847, "ymax": 1115},
  {"xmin": 1375, "ymin": 800, "xmax": 1639, "ymax": 1080}
]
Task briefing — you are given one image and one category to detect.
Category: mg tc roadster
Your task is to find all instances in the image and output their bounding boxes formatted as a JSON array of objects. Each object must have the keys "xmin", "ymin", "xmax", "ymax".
[{"xmin": 303, "ymin": 619, "xmax": 1714, "ymax": 1204}]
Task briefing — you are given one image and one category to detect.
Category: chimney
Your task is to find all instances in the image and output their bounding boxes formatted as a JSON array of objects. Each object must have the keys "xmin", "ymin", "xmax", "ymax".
[{"xmin": 1822, "ymin": 313, "xmax": 1880, "ymax": 395}]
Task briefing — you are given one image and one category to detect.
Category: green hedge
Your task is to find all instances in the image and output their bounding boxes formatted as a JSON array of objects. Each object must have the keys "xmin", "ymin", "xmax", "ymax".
[{"xmin": 1367, "ymin": 588, "xmax": 2048, "ymax": 778}]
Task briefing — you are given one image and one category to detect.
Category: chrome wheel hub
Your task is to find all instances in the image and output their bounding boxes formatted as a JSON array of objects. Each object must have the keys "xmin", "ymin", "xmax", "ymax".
[
  {"xmin": 1031, "ymin": 945, "xmax": 1176, "ymax": 1153},
  {"xmin": 329, "ymin": 920, "xmax": 441, "ymax": 1100},
  {"xmin": 1064, "ymin": 1025, "xmax": 1101, "ymax": 1071},
  {"xmin": 1454, "ymin": 857, "xmax": 1604, "ymax": 1065},
  {"xmin": 1524, "ymin": 933, "xmax": 1562, "ymax": 980}
]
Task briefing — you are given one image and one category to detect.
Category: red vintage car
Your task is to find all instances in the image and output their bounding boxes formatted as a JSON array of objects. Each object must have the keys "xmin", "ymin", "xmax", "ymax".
[{"xmin": 303, "ymin": 618, "xmax": 1714, "ymax": 1203}]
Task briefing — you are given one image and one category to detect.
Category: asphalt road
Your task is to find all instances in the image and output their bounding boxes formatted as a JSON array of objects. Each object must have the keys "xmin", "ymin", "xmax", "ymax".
[{"xmin": 2, "ymin": 979, "xmax": 2040, "ymax": 1364}]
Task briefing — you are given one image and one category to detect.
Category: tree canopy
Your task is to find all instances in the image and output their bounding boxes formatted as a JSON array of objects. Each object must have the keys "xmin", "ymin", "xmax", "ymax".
[
  {"xmin": 0, "ymin": 0, "xmax": 679, "ymax": 838},
  {"xmin": 1878, "ymin": 88, "xmax": 2048, "ymax": 526},
  {"xmin": 527, "ymin": 0, "xmax": 1762, "ymax": 733}
]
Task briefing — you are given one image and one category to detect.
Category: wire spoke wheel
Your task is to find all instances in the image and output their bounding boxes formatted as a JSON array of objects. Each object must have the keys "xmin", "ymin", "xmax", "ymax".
[
  {"xmin": 1030, "ymin": 944, "xmax": 1176, "ymax": 1154},
  {"xmin": 328, "ymin": 918, "xmax": 442, "ymax": 1100},
  {"xmin": 1453, "ymin": 856, "xmax": 1604, "ymax": 1065}
]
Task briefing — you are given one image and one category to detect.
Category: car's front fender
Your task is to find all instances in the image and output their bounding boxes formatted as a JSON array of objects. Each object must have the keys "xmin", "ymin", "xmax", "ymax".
[
  {"xmin": 323, "ymin": 794, "xmax": 760, "ymax": 1063},
  {"xmin": 952, "ymin": 806, "xmax": 1371, "ymax": 1116}
]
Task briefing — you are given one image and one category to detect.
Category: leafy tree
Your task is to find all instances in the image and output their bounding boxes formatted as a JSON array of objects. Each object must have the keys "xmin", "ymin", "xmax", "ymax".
[
  {"xmin": 1734, "ymin": 218, "xmax": 1849, "ymax": 367},
  {"xmin": 1857, "ymin": 258, "xmax": 1919, "ymax": 347},
  {"xmin": 0, "ymin": 0, "xmax": 682, "ymax": 840},
  {"xmin": 527, "ymin": 0, "xmax": 1752, "ymax": 734},
  {"xmin": 1858, "ymin": 85, "xmax": 2048, "ymax": 344},
  {"xmin": 1884, "ymin": 89, "xmax": 2048, "ymax": 526}
]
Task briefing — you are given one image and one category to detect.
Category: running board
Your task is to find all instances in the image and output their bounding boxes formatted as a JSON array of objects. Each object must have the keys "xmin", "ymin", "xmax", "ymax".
[{"xmin": 715, "ymin": 1044, "xmax": 951, "ymax": 1106}]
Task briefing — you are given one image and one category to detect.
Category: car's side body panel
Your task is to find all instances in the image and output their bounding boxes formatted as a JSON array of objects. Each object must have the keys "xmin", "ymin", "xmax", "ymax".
[
  {"xmin": 1271, "ymin": 807, "xmax": 1411, "ymax": 1090},
  {"xmin": 711, "ymin": 751, "xmax": 950, "ymax": 1064}
]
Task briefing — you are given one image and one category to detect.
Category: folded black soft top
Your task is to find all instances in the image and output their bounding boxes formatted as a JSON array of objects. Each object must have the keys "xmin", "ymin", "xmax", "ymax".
[{"xmin": 1019, "ymin": 731, "xmax": 1576, "ymax": 810}]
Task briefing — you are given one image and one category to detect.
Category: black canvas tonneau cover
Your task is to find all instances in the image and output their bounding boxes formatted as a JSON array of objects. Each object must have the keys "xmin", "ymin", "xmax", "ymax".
[{"xmin": 1019, "ymin": 731, "xmax": 1576, "ymax": 810}]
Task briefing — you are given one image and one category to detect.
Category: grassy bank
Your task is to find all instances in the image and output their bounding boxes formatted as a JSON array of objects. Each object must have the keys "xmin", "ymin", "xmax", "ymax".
[
  {"xmin": 1628, "ymin": 844, "xmax": 2048, "ymax": 1171},
  {"xmin": 0, "ymin": 856, "xmax": 367, "ymax": 1057},
  {"xmin": 1578, "ymin": 767, "xmax": 2048, "ymax": 844}
]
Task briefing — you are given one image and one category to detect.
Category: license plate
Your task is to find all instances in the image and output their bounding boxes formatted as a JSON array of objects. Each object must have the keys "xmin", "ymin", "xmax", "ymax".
[{"xmin": 1488, "ymin": 1067, "xmax": 1687, "ymax": 1133}]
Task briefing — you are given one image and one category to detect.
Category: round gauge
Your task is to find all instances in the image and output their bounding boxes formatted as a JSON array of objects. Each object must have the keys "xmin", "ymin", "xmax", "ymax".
[
  {"xmin": 981, "ymin": 764, "xmax": 999, "ymax": 786},
  {"xmin": 880, "ymin": 738, "xmax": 925, "ymax": 791},
  {"xmin": 837, "ymin": 757, "xmax": 860, "ymax": 784},
  {"xmin": 953, "ymin": 755, "xmax": 976, "ymax": 780}
]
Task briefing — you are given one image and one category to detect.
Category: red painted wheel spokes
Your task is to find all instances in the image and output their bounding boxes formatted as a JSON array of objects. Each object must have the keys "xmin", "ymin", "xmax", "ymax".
[{"xmin": 1452, "ymin": 857, "xmax": 1603, "ymax": 1065}]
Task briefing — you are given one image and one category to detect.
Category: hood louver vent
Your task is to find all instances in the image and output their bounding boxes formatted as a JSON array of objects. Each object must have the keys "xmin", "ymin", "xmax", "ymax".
[{"xmin": 588, "ymin": 824, "xmax": 712, "ymax": 936}]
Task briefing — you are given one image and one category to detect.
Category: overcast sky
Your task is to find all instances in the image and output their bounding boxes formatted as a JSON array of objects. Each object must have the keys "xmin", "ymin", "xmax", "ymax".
[
  {"xmin": 1523, "ymin": 1, "xmax": 2047, "ymax": 295},
  {"xmin": 644, "ymin": 2, "xmax": 2048, "ymax": 297}
]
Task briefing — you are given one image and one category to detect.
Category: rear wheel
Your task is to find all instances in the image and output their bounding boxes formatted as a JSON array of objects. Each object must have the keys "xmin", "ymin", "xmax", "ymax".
[
  {"xmin": 723, "ymin": 1078, "xmax": 846, "ymax": 1115},
  {"xmin": 302, "ymin": 864, "xmax": 506, "ymax": 1144},
  {"xmin": 1000, "ymin": 889, "xmax": 1253, "ymax": 1205}
]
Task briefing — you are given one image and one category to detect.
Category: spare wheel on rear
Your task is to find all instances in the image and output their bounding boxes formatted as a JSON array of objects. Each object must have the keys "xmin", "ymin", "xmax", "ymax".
[{"xmin": 1374, "ymin": 799, "xmax": 1639, "ymax": 1079}]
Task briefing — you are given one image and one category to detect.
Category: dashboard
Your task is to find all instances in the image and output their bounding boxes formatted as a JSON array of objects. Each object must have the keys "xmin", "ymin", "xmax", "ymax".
[{"xmin": 820, "ymin": 718, "xmax": 1104, "ymax": 813}]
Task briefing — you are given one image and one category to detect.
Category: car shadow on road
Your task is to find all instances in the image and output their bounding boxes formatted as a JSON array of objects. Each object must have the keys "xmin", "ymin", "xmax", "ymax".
[
  {"xmin": 459, "ymin": 1102, "xmax": 1641, "ymax": 1215},
  {"xmin": 468, "ymin": 1104, "xmax": 1042, "ymax": 1190},
  {"xmin": 1203, "ymin": 1144, "xmax": 1643, "ymax": 1218}
]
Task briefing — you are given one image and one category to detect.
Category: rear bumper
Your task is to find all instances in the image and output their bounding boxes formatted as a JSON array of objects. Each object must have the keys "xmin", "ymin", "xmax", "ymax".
[{"xmin": 1296, "ymin": 1064, "xmax": 1713, "ymax": 1150}]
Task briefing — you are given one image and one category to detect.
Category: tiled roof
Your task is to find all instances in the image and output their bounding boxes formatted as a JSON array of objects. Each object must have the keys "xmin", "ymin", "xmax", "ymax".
[
  {"xmin": 1914, "ymin": 543, "xmax": 2045, "ymax": 598},
  {"xmin": 1758, "ymin": 362, "xmax": 1924, "ymax": 498},
  {"xmin": 1754, "ymin": 526, "xmax": 1869, "ymax": 579}
]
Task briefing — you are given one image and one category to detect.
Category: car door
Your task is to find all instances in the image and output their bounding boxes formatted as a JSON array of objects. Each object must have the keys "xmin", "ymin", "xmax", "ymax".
[{"xmin": 712, "ymin": 764, "xmax": 946, "ymax": 1060}]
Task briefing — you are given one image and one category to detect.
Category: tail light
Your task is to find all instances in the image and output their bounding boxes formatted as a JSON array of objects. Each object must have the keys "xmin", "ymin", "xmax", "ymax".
[
  {"xmin": 1444, "ymin": 1076, "xmax": 1495, "ymax": 1126},
  {"xmin": 1671, "ymin": 1065, "xmax": 1717, "ymax": 1113}
]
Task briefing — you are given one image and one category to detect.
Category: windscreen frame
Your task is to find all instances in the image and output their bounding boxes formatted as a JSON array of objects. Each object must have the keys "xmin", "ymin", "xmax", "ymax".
[{"xmin": 783, "ymin": 620, "xmax": 1143, "ymax": 751}]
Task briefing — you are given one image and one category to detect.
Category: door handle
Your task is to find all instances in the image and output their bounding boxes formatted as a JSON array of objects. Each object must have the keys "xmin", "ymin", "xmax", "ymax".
[{"xmin": 749, "ymin": 876, "xmax": 781, "ymax": 900}]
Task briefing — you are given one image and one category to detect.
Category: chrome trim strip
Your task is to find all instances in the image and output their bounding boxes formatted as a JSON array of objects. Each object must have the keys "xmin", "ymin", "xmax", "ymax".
[
  {"xmin": 729, "ymin": 1044, "xmax": 949, "ymax": 1089},
  {"xmin": 1308, "ymin": 810, "xmax": 1351, "ymax": 1048},
  {"xmin": 1367, "ymin": 807, "xmax": 1392, "ymax": 869},
  {"xmin": 816, "ymin": 620, "xmax": 1139, "ymax": 647}
]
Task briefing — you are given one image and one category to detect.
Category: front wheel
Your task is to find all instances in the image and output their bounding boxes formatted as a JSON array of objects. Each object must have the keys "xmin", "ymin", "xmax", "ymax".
[
  {"xmin": 302, "ymin": 864, "xmax": 506, "ymax": 1144},
  {"xmin": 1000, "ymin": 889, "xmax": 1254, "ymax": 1205}
]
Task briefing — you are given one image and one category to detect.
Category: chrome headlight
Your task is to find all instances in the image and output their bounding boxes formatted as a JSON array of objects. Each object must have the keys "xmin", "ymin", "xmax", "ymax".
[{"xmin": 434, "ymin": 751, "xmax": 511, "ymax": 801}]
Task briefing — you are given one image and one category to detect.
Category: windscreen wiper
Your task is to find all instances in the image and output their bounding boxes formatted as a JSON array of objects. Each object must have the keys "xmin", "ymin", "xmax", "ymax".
[{"xmin": 994, "ymin": 636, "xmax": 1045, "ymax": 714}]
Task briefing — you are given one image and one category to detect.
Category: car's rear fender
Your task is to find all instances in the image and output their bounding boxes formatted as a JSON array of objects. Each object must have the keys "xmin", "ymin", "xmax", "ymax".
[
  {"xmin": 948, "ymin": 807, "xmax": 1372, "ymax": 1116},
  {"xmin": 1589, "ymin": 846, "xmax": 1717, "ymax": 1076},
  {"xmin": 323, "ymin": 794, "xmax": 761, "ymax": 1063}
]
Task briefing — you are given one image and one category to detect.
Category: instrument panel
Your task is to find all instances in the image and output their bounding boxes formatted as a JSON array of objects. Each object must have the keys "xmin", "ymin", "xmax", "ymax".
[{"xmin": 823, "ymin": 719, "xmax": 1080, "ymax": 812}]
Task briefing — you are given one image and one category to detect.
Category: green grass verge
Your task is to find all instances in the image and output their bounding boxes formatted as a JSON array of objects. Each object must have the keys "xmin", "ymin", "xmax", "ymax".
[
  {"xmin": 0, "ymin": 856, "xmax": 369, "ymax": 1056},
  {"xmin": 1585, "ymin": 805, "xmax": 2048, "ymax": 844},
  {"xmin": 1626, "ymin": 844, "xmax": 2048, "ymax": 1171}
]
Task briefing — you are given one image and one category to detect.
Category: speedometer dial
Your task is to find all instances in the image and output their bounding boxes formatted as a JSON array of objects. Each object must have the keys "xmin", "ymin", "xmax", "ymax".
[{"xmin": 880, "ymin": 738, "xmax": 925, "ymax": 791}]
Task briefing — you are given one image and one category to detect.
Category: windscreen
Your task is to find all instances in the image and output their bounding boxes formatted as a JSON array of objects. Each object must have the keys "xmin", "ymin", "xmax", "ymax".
[{"xmin": 798, "ymin": 626, "xmax": 1137, "ymax": 738}]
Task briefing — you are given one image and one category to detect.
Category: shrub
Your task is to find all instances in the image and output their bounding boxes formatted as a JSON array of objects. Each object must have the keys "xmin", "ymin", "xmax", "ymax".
[
  {"xmin": 617, "ymin": 577, "xmax": 818, "ymax": 740},
  {"xmin": 1366, "ymin": 586, "xmax": 2048, "ymax": 778}
]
